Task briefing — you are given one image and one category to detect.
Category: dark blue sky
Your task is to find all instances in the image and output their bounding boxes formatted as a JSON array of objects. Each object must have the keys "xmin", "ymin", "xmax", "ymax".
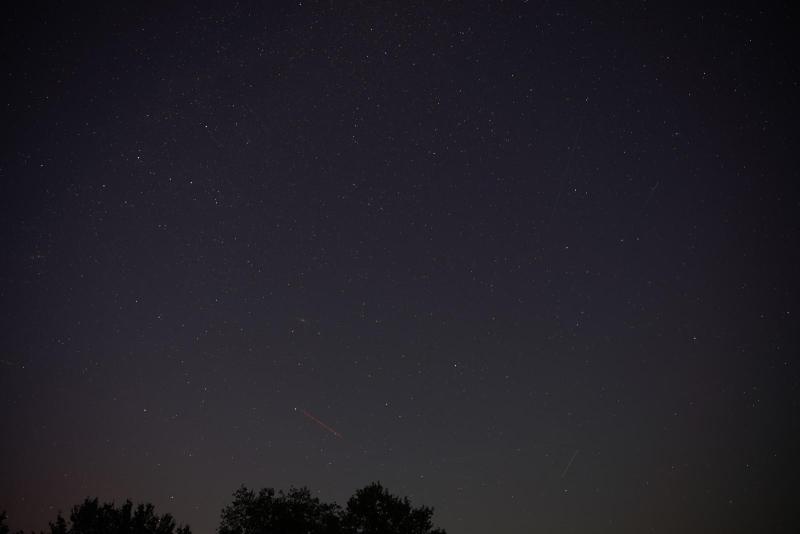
[{"xmin": 1, "ymin": 2, "xmax": 797, "ymax": 533}]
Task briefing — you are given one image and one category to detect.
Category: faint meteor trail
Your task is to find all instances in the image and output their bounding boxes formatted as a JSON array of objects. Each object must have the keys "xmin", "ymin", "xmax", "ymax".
[
  {"xmin": 639, "ymin": 180, "xmax": 660, "ymax": 216},
  {"xmin": 560, "ymin": 449, "xmax": 579, "ymax": 478},
  {"xmin": 298, "ymin": 408, "xmax": 342, "ymax": 438}
]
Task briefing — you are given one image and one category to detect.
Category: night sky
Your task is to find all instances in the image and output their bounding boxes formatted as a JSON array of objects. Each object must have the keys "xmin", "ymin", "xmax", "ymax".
[{"xmin": 1, "ymin": 2, "xmax": 798, "ymax": 533}]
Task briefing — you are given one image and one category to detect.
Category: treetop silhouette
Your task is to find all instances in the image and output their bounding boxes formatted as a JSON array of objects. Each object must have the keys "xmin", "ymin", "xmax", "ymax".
[
  {"xmin": 219, "ymin": 481, "xmax": 446, "ymax": 534},
  {"xmin": 2, "ymin": 481, "xmax": 446, "ymax": 534},
  {"xmin": 4, "ymin": 499, "xmax": 193, "ymax": 534}
]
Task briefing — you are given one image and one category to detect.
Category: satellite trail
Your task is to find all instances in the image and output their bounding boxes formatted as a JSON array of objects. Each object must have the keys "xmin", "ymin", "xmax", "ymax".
[{"xmin": 298, "ymin": 408, "xmax": 342, "ymax": 438}]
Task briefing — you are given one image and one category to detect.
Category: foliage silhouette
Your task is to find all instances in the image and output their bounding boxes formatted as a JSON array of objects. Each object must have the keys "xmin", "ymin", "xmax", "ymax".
[
  {"xmin": 218, "ymin": 486, "xmax": 342, "ymax": 534},
  {"xmin": 218, "ymin": 482, "xmax": 446, "ymax": 534},
  {"xmin": 1, "ymin": 511, "xmax": 15, "ymax": 534},
  {"xmin": 0, "ymin": 510, "xmax": 22, "ymax": 534},
  {"xmin": 4, "ymin": 481, "xmax": 445, "ymax": 534},
  {"xmin": 45, "ymin": 498, "xmax": 191, "ymax": 534},
  {"xmin": 343, "ymin": 482, "xmax": 445, "ymax": 534}
]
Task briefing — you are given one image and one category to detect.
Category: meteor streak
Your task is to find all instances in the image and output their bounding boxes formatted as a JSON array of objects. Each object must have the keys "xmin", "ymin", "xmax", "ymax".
[
  {"xmin": 298, "ymin": 408, "xmax": 342, "ymax": 438},
  {"xmin": 560, "ymin": 449, "xmax": 579, "ymax": 478}
]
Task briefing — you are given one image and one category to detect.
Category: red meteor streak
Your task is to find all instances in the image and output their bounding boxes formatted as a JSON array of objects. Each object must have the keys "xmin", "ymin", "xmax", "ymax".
[{"xmin": 299, "ymin": 408, "xmax": 342, "ymax": 438}]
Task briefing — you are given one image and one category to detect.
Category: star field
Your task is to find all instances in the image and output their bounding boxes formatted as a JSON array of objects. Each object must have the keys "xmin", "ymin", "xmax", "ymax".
[{"xmin": 1, "ymin": 3, "xmax": 798, "ymax": 533}]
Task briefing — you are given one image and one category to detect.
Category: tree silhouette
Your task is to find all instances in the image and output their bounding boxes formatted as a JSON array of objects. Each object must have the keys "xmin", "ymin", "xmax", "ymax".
[
  {"xmin": 45, "ymin": 498, "xmax": 191, "ymax": 534},
  {"xmin": 218, "ymin": 482, "xmax": 446, "ymax": 534},
  {"xmin": 1, "ymin": 511, "xmax": 12, "ymax": 534},
  {"xmin": 342, "ymin": 483, "xmax": 445, "ymax": 534},
  {"xmin": 0, "ymin": 511, "xmax": 22, "ymax": 534},
  {"xmin": 218, "ymin": 486, "xmax": 342, "ymax": 534},
  {"xmin": 5, "ymin": 482, "xmax": 445, "ymax": 534}
]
